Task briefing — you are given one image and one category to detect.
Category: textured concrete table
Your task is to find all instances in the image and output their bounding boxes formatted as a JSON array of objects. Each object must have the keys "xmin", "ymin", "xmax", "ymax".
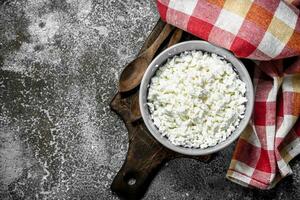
[{"xmin": 1, "ymin": 0, "xmax": 300, "ymax": 199}]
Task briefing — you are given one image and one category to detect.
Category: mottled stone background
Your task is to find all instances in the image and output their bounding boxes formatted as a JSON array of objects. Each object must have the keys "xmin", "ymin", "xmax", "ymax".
[{"xmin": 1, "ymin": 0, "xmax": 300, "ymax": 199}]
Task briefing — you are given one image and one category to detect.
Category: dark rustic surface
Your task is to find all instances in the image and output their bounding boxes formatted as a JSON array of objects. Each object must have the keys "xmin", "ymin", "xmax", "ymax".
[{"xmin": 1, "ymin": 0, "xmax": 300, "ymax": 200}]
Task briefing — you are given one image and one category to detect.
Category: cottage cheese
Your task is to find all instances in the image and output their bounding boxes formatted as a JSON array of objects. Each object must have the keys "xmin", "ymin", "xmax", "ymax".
[{"xmin": 147, "ymin": 51, "xmax": 247, "ymax": 148}]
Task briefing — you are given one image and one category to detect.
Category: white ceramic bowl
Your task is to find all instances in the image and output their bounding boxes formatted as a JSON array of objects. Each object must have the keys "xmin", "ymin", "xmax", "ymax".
[{"xmin": 139, "ymin": 41, "xmax": 254, "ymax": 156}]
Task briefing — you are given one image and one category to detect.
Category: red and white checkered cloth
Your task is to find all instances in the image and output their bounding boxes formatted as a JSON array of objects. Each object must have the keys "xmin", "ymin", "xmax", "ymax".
[{"xmin": 156, "ymin": 0, "xmax": 300, "ymax": 189}]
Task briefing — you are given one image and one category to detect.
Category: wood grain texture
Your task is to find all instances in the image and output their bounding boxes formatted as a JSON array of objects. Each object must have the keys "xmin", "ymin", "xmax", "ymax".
[
  {"xmin": 167, "ymin": 28, "xmax": 183, "ymax": 47},
  {"xmin": 110, "ymin": 19, "xmax": 211, "ymax": 200},
  {"xmin": 118, "ymin": 24, "xmax": 174, "ymax": 92}
]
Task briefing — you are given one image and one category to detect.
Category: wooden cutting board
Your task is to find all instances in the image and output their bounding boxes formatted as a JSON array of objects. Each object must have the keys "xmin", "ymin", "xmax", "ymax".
[{"xmin": 110, "ymin": 19, "xmax": 212, "ymax": 200}]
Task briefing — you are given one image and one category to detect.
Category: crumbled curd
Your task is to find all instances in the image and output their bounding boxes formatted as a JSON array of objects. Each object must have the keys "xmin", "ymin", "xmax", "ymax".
[{"xmin": 147, "ymin": 51, "xmax": 247, "ymax": 148}]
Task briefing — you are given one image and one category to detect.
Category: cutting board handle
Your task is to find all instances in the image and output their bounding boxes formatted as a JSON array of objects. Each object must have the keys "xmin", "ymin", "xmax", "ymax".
[
  {"xmin": 111, "ymin": 129, "xmax": 167, "ymax": 200},
  {"xmin": 111, "ymin": 156, "xmax": 165, "ymax": 200}
]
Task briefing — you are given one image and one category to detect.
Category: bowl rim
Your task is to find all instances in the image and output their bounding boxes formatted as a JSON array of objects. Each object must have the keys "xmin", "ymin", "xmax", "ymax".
[{"xmin": 139, "ymin": 40, "xmax": 254, "ymax": 156}]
